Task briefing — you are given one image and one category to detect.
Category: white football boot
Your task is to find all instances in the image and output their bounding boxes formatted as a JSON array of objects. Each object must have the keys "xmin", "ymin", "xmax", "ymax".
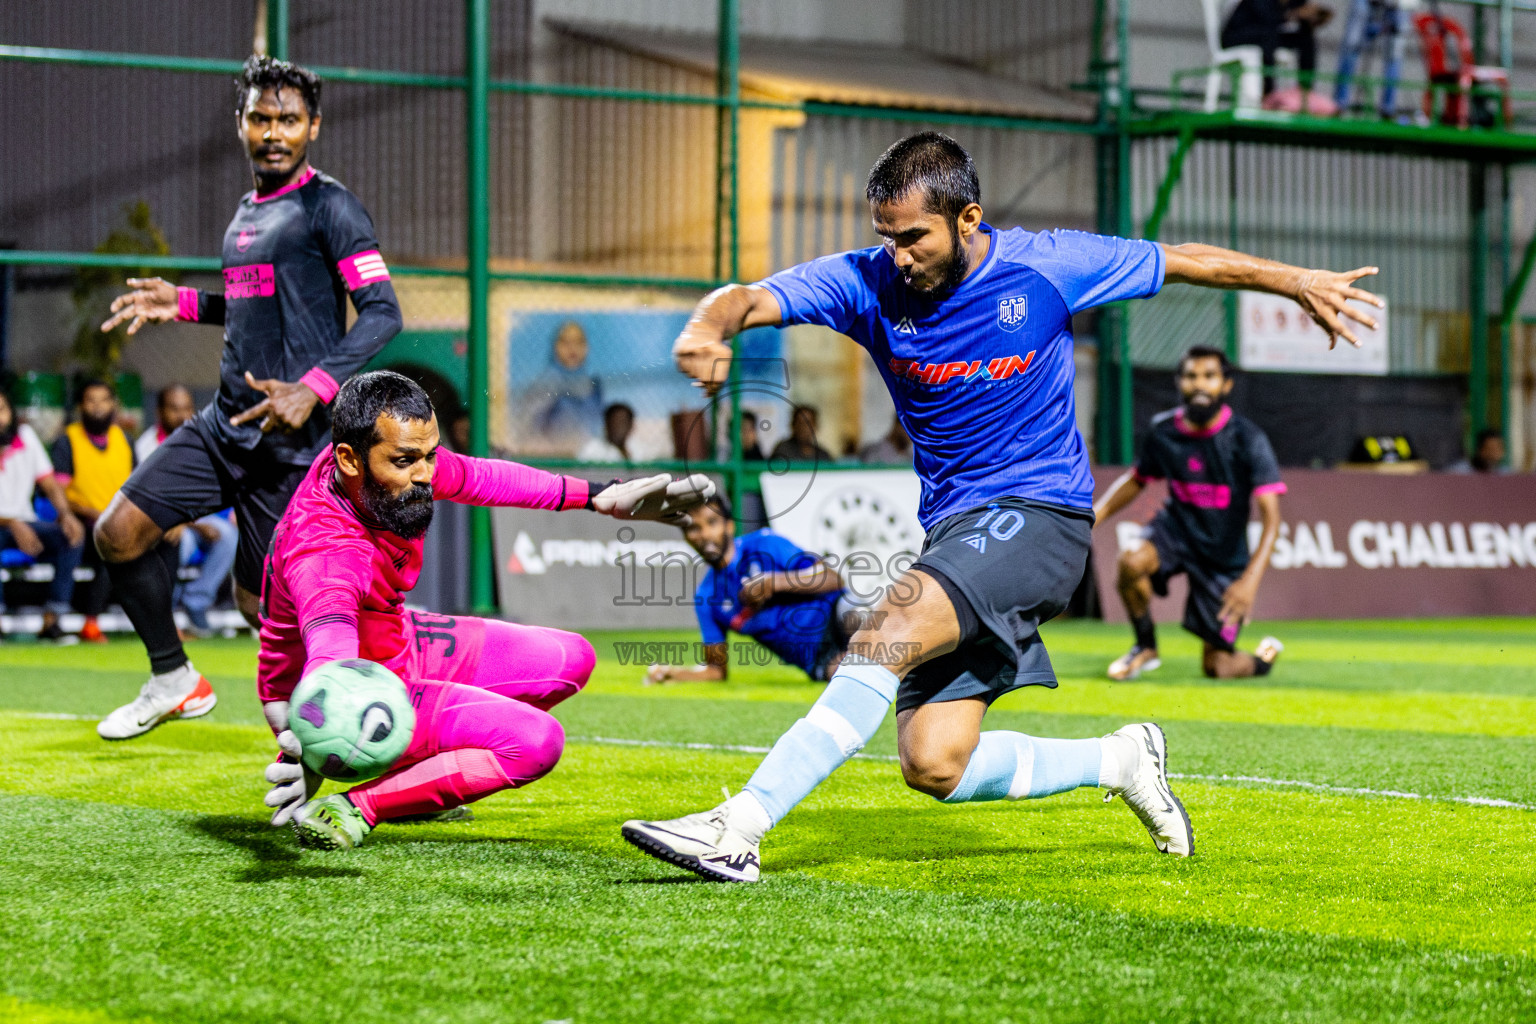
[
  {"xmin": 97, "ymin": 664, "xmax": 217, "ymax": 740},
  {"xmin": 1104, "ymin": 722, "xmax": 1193, "ymax": 856},
  {"xmin": 623, "ymin": 801, "xmax": 762, "ymax": 882},
  {"xmin": 1255, "ymin": 636, "xmax": 1284, "ymax": 669},
  {"xmin": 1107, "ymin": 646, "xmax": 1161, "ymax": 681}
]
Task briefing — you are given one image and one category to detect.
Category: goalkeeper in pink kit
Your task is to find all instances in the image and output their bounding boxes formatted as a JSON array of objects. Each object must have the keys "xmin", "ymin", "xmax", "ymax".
[{"xmin": 258, "ymin": 370, "xmax": 712, "ymax": 849}]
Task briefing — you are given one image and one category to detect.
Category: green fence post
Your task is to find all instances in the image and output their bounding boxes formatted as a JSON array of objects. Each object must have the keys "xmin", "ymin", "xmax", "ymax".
[
  {"xmin": 718, "ymin": 0, "xmax": 745, "ymax": 519},
  {"xmin": 466, "ymin": 0, "xmax": 493, "ymax": 614},
  {"xmin": 267, "ymin": 0, "xmax": 289, "ymax": 61},
  {"xmin": 1470, "ymin": 162, "xmax": 1489, "ymax": 441}
]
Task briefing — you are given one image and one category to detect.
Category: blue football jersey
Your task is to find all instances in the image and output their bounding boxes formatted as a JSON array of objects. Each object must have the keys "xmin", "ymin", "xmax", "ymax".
[
  {"xmin": 696, "ymin": 530, "xmax": 841, "ymax": 675},
  {"xmin": 760, "ymin": 225, "xmax": 1164, "ymax": 528}
]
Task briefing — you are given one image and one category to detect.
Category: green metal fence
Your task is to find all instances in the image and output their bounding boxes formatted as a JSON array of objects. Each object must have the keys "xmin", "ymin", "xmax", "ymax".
[{"xmin": 3, "ymin": 0, "xmax": 1534, "ymax": 609}]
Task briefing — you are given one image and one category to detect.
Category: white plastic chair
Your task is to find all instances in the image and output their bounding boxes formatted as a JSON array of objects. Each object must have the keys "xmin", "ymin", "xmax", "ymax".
[{"xmin": 1201, "ymin": 0, "xmax": 1264, "ymax": 111}]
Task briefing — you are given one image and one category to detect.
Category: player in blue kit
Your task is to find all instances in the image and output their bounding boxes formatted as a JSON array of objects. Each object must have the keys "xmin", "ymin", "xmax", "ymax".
[
  {"xmin": 645, "ymin": 495, "xmax": 852, "ymax": 686},
  {"xmin": 93, "ymin": 56, "xmax": 402, "ymax": 739},
  {"xmin": 623, "ymin": 132, "xmax": 1382, "ymax": 881}
]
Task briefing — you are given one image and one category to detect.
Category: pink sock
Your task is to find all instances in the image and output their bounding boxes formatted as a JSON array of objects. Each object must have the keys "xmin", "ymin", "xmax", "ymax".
[{"xmin": 347, "ymin": 681, "xmax": 566, "ymax": 825}]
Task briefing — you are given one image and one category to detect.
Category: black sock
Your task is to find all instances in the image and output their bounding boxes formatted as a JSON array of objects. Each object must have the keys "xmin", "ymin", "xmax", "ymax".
[
  {"xmin": 1131, "ymin": 613, "xmax": 1157, "ymax": 652},
  {"xmin": 106, "ymin": 549, "xmax": 187, "ymax": 675},
  {"xmin": 1252, "ymin": 655, "xmax": 1273, "ymax": 677}
]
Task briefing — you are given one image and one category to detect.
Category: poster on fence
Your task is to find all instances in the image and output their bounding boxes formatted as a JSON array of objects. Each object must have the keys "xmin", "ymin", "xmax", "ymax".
[{"xmin": 1239, "ymin": 291, "xmax": 1388, "ymax": 375}]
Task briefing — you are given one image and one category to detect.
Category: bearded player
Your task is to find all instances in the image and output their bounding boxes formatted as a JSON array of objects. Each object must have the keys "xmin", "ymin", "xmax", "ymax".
[
  {"xmin": 622, "ymin": 131, "xmax": 1381, "ymax": 882},
  {"xmin": 259, "ymin": 371, "xmax": 712, "ymax": 849},
  {"xmin": 1094, "ymin": 345, "xmax": 1285, "ymax": 681},
  {"xmin": 94, "ymin": 56, "xmax": 401, "ymax": 740}
]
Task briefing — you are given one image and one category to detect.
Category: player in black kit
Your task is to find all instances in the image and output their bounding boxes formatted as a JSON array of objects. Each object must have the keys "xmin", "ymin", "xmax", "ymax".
[
  {"xmin": 1093, "ymin": 346, "xmax": 1286, "ymax": 681},
  {"xmin": 93, "ymin": 56, "xmax": 402, "ymax": 740}
]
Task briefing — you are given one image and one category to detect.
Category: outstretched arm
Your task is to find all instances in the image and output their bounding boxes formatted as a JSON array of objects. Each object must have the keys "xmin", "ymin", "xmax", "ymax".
[
  {"xmin": 672, "ymin": 284, "xmax": 784, "ymax": 395},
  {"xmin": 432, "ymin": 448, "xmax": 590, "ymax": 511},
  {"xmin": 647, "ymin": 642, "xmax": 729, "ymax": 684},
  {"xmin": 101, "ymin": 277, "xmax": 225, "ymax": 334},
  {"xmin": 1160, "ymin": 243, "xmax": 1383, "ymax": 349},
  {"xmin": 1092, "ymin": 470, "xmax": 1146, "ymax": 526}
]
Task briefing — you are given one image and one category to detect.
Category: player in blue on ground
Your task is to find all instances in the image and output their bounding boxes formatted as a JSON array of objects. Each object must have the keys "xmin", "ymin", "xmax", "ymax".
[
  {"xmin": 645, "ymin": 494, "xmax": 853, "ymax": 686},
  {"xmin": 622, "ymin": 131, "xmax": 1382, "ymax": 882},
  {"xmin": 1094, "ymin": 345, "xmax": 1287, "ymax": 682}
]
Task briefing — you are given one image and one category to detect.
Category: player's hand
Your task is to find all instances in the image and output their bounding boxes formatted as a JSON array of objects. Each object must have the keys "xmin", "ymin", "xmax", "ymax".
[
  {"xmin": 737, "ymin": 572, "xmax": 775, "ymax": 614},
  {"xmin": 230, "ymin": 371, "xmax": 322, "ymax": 433},
  {"xmin": 263, "ymin": 727, "xmax": 310, "ymax": 827},
  {"xmin": 589, "ymin": 473, "xmax": 715, "ymax": 525},
  {"xmin": 1219, "ymin": 574, "xmax": 1260, "ymax": 628},
  {"xmin": 1292, "ymin": 266, "xmax": 1383, "ymax": 350},
  {"xmin": 672, "ymin": 333, "xmax": 733, "ymax": 396},
  {"xmin": 58, "ymin": 512, "xmax": 85, "ymax": 549},
  {"xmin": 191, "ymin": 520, "xmax": 223, "ymax": 544},
  {"xmin": 644, "ymin": 664, "xmax": 672, "ymax": 686},
  {"xmin": 101, "ymin": 277, "xmax": 180, "ymax": 336},
  {"xmin": 7, "ymin": 520, "xmax": 43, "ymax": 558}
]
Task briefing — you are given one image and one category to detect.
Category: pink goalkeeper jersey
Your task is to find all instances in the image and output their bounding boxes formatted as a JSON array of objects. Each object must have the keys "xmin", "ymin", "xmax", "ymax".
[{"xmin": 256, "ymin": 445, "xmax": 590, "ymax": 702}]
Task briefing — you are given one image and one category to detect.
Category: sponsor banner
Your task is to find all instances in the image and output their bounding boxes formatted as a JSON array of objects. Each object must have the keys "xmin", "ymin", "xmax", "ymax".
[
  {"xmin": 492, "ymin": 475, "xmax": 703, "ymax": 628},
  {"xmin": 1092, "ymin": 467, "xmax": 1536, "ymax": 621},
  {"xmin": 1239, "ymin": 291, "xmax": 1388, "ymax": 375},
  {"xmin": 758, "ymin": 469, "xmax": 926, "ymax": 605}
]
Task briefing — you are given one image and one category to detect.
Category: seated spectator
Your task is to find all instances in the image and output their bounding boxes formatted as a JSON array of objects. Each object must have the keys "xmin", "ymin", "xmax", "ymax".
[
  {"xmin": 1222, "ymin": 0, "xmax": 1332, "ymax": 97},
  {"xmin": 136, "ymin": 385, "xmax": 237, "ymax": 638},
  {"xmin": 1446, "ymin": 428, "xmax": 1509, "ymax": 474},
  {"xmin": 0, "ymin": 389, "xmax": 86, "ymax": 642},
  {"xmin": 859, "ymin": 416, "xmax": 914, "ymax": 465},
  {"xmin": 739, "ymin": 409, "xmax": 766, "ymax": 461},
  {"xmin": 51, "ymin": 380, "xmax": 135, "ymax": 643},
  {"xmin": 769, "ymin": 404, "xmax": 832, "ymax": 463},
  {"xmin": 578, "ymin": 403, "xmax": 636, "ymax": 464}
]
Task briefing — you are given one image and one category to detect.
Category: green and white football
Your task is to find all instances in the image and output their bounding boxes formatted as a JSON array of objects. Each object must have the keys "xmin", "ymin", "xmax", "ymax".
[{"xmin": 289, "ymin": 659, "xmax": 415, "ymax": 782}]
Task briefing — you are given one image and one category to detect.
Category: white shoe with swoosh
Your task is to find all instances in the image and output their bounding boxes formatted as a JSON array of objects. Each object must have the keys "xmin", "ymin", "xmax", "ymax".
[
  {"xmin": 96, "ymin": 666, "xmax": 217, "ymax": 741},
  {"xmin": 622, "ymin": 804, "xmax": 762, "ymax": 882},
  {"xmin": 1105, "ymin": 722, "xmax": 1193, "ymax": 856}
]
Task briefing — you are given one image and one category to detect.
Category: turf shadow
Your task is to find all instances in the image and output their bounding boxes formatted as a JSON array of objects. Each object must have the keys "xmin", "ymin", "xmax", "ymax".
[{"xmin": 189, "ymin": 814, "xmax": 365, "ymax": 882}]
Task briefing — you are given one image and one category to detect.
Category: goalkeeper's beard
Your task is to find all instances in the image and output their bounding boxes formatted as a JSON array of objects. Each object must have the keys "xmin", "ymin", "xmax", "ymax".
[{"xmin": 360, "ymin": 471, "xmax": 435, "ymax": 539}]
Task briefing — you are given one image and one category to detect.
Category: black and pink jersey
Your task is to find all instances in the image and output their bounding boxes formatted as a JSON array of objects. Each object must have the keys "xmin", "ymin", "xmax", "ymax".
[
  {"xmin": 175, "ymin": 167, "xmax": 402, "ymax": 465},
  {"xmin": 1133, "ymin": 405, "xmax": 1285, "ymax": 572}
]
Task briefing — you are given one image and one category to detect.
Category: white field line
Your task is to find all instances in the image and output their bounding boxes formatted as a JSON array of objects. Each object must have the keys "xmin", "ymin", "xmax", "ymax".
[
  {"xmin": 13, "ymin": 715, "xmax": 1531, "ymax": 813},
  {"xmin": 570, "ymin": 734, "xmax": 1536, "ymax": 813}
]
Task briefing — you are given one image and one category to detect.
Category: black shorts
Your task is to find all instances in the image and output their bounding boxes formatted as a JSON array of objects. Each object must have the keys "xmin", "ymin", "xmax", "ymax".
[
  {"xmin": 119, "ymin": 409, "xmax": 306, "ymax": 593},
  {"xmin": 1146, "ymin": 517, "xmax": 1243, "ymax": 652},
  {"xmin": 897, "ymin": 497, "xmax": 1092, "ymax": 713}
]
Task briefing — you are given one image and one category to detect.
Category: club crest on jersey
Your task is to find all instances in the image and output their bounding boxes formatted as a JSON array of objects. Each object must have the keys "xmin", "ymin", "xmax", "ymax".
[
  {"xmin": 236, "ymin": 228, "xmax": 257, "ymax": 252},
  {"xmin": 888, "ymin": 350, "xmax": 1035, "ymax": 386},
  {"xmin": 997, "ymin": 295, "xmax": 1028, "ymax": 333}
]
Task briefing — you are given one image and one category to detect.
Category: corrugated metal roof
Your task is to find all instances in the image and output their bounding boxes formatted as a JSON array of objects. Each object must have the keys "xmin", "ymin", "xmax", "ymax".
[{"xmin": 545, "ymin": 20, "xmax": 1097, "ymax": 123}]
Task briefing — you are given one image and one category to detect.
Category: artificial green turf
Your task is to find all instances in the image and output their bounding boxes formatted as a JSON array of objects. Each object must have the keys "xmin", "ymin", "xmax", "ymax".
[{"xmin": 1, "ymin": 619, "xmax": 1533, "ymax": 1023}]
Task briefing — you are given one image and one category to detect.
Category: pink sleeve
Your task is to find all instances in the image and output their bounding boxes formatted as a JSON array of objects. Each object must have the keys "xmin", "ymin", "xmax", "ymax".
[
  {"xmin": 1253, "ymin": 482, "xmax": 1287, "ymax": 497},
  {"xmin": 288, "ymin": 538, "xmax": 373, "ymax": 679},
  {"xmin": 299, "ymin": 367, "xmax": 340, "ymax": 404},
  {"xmin": 175, "ymin": 287, "xmax": 200, "ymax": 322},
  {"xmin": 432, "ymin": 448, "xmax": 590, "ymax": 510}
]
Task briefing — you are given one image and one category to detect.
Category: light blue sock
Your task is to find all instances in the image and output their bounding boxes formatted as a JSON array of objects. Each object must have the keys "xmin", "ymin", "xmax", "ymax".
[
  {"xmin": 942, "ymin": 732, "xmax": 1105, "ymax": 803},
  {"xmin": 742, "ymin": 662, "xmax": 898, "ymax": 826}
]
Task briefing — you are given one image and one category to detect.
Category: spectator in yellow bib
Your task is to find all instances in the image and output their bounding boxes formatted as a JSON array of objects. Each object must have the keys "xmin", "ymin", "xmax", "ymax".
[
  {"xmin": 0, "ymin": 389, "xmax": 86, "ymax": 642},
  {"xmin": 51, "ymin": 380, "xmax": 136, "ymax": 643}
]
